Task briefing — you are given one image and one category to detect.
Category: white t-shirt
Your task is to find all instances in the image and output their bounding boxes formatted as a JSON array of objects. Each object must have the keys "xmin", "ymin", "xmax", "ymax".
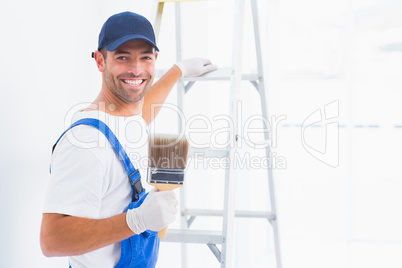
[{"xmin": 43, "ymin": 110, "xmax": 152, "ymax": 268}]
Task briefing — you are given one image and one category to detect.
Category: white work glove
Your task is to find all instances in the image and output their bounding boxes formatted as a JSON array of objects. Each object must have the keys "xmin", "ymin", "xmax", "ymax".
[
  {"xmin": 126, "ymin": 191, "xmax": 178, "ymax": 234},
  {"xmin": 175, "ymin": 58, "xmax": 217, "ymax": 77}
]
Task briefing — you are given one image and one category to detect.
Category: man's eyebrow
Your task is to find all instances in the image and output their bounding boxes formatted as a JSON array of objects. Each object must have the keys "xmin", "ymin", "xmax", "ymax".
[
  {"xmin": 113, "ymin": 50, "xmax": 130, "ymax": 55},
  {"xmin": 113, "ymin": 49, "xmax": 154, "ymax": 55},
  {"xmin": 141, "ymin": 49, "xmax": 155, "ymax": 55}
]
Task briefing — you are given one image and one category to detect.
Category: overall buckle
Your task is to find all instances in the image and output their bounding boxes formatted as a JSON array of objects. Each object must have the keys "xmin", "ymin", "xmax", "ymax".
[{"xmin": 129, "ymin": 169, "xmax": 143, "ymax": 201}]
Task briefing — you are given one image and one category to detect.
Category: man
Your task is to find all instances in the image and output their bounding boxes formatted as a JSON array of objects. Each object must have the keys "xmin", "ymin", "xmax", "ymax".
[{"xmin": 40, "ymin": 11, "xmax": 216, "ymax": 267}]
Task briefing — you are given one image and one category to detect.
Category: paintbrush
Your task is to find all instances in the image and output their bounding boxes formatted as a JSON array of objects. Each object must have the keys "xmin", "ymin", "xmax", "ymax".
[{"xmin": 147, "ymin": 133, "xmax": 189, "ymax": 239}]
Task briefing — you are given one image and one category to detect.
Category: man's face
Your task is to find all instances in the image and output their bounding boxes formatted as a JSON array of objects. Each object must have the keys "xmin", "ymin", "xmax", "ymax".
[{"xmin": 103, "ymin": 39, "xmax": 156, "ymax": 104}]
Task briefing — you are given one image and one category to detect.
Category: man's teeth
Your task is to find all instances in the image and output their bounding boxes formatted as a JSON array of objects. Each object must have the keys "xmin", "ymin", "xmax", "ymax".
[{"xmin": 123, "ymin": 79, "xmax": 143, "ymax": 86}]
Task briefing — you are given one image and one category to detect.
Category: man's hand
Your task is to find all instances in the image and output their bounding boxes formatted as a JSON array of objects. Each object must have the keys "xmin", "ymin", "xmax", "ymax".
[
  {"xmin": 126, "ymin": 191, "xmax": 178, "ymax": 234},
  {"xmin": 175, "ymin": 58, "xmax": 217, "ymax": 77}
]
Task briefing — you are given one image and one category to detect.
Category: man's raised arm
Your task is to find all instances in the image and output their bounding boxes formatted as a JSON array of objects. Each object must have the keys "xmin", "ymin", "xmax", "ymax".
[{"xmin": 142, "ymin": 58, "xmax": 216, "ymax": 125}]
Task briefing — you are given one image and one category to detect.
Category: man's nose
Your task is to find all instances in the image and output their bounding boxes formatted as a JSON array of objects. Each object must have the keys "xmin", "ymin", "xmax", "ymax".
[{"xmin": 128, "ymin": 60, "xmax": 142, "ymax": 76}]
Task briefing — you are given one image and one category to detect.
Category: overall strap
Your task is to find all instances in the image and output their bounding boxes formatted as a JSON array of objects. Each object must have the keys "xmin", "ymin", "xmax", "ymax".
[{"xmin": 52, "ymin": 118, "xmax": 144, "ymax": 201}]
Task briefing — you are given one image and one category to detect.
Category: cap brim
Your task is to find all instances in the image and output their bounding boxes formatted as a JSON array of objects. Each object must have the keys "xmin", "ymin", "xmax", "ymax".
[{"xmin": 103, "ymin": 34, "xmax": 159, "ymax": 52}]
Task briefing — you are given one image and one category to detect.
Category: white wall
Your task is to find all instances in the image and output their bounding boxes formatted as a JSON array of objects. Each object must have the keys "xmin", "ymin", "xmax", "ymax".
[
  {"xmin": 2, "ymin": 0, "xmax": 402, "ymax": 267},
  {"xmin": 0, "ymin": 1, "xmax": 154, "ymax": 267}
]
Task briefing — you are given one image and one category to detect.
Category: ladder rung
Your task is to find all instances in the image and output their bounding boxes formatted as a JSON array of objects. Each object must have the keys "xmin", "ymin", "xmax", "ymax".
[
  {"xmin": 155, "ymin": 68, "xmax": 259, "ymax": 82},
  {"xmin": 184, "ymin": 209, "xmax": 275, "ymax": 220},
  {"xmin": 184, "ymin": 68, "xmax": 259, "ymax": 81},
  {"xmin": 164, "ymin": 229, "xmax": 224, "ymax": 244},
  {"xmin": 188, "ymin": 147, "xmax": 229, "ymax": 158}
]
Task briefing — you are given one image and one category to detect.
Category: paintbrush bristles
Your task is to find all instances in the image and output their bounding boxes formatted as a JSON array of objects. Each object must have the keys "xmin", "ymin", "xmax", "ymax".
[{"xmin": 148, "ymin": 134, "xmax": 189, "ymax": 169}]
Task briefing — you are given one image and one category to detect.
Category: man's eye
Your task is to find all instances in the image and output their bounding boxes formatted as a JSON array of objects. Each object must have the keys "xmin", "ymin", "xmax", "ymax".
[{"xmin": 117, "ymin": 56, "xmax": 127, "ymax": 60}]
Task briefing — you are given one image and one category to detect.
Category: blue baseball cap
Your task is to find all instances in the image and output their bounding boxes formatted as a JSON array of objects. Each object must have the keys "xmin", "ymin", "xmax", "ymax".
[{"xmin": 97, "ymin": 11, "xmax": 159, "ymax": 52}]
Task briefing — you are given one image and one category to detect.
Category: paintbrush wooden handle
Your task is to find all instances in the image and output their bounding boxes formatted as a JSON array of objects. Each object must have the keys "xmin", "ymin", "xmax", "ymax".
[
  {"xmin": 158, "ymin": 227, "xmax": 168, "ymax": 239},
  {"xmin": 149, "ymin": 183, "xmax": 183, "ymax": 239},
  {"xmin": 150, "ymin": 183, "xmax": 182, "ymax": 191}
]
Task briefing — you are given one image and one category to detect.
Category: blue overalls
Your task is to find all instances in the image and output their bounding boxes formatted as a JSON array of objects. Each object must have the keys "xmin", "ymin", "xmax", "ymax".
[{"xmin": 52, "ymin": 118, "xmax": 159, "ymax": 268}]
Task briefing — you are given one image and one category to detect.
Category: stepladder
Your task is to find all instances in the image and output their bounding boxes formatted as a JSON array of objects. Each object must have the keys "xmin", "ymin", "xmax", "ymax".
[{"xmin": 151, "ymin": 0, "xmax": 282, "ymax": 267}]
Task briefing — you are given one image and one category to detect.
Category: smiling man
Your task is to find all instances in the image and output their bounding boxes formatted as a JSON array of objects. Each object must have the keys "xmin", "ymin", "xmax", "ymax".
[
  {"xmin": 93, "ymin": 39, "xmax": 158, "ymax": 116},
  {"xmin": 40, "ymin": 11, "xmax": 216, "ymax": 267},
  {"xmin": 102, "ymin": 40, "xmax": 155, "ymax": 103}
]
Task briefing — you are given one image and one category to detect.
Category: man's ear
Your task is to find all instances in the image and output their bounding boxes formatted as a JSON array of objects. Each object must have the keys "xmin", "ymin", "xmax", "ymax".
[
  {"xmin": 94, "ymin": 50, "xmax": 105, "ymax": 72},
  {"xmin": 155, "ymin": 51, "xmax": 158, "ymax": 60}
]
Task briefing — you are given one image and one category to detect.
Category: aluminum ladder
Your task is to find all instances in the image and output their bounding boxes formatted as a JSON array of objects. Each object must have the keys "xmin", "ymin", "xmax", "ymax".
[{"xmin": 153, "ymin": 0, "xmax": 282, "ymax": 267}]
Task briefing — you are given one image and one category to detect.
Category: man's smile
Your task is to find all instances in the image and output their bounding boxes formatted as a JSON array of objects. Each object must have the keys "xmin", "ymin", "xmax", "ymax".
[{"xmin": 122, "ymin": 79, "xmax": 145, "ymax": 86}]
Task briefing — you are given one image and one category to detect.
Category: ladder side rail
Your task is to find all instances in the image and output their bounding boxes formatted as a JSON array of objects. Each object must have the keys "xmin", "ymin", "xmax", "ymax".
[
  {"xmin": 250, "ymin": 0, "xmax": 264, "ymax": 80},
  {"xmin": 220, "ymin": 0, "xmax": 246, "ymax": 267},
  {"xmin": 154, "ymin": 1, "xmax": 165, "ymax": 41},
  {"xmin": 173, "ymin": 3, "xmax": 189, "ymax": 268},
  {"xmin": 250, "ymin": 0, "xmax": 282, "ymax": 267},
  {"xmin": 250, "ymin": 0, "xmax": 274, "ymax": 218}
]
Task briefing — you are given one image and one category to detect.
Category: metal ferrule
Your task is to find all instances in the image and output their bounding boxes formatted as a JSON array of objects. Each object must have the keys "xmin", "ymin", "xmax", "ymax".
[{"xmin": 147, "ymin": 167, "xmax": 185, "ymax": 184}]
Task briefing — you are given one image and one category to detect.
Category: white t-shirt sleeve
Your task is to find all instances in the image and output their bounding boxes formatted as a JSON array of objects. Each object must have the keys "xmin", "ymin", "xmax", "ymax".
[{"xmin": 43, "ymin": 137, "xmax": 105, "ymax": 219}]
